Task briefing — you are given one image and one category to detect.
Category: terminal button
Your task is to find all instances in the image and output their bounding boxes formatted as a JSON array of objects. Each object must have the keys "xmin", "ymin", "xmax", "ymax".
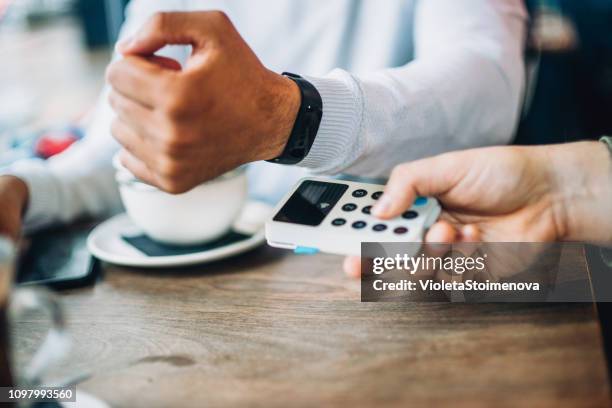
[
  {"xmin": 332, "ymin": 218, "xmax": 346, "ymax": 226},
  {"xmin": 414, "ymin": 197, "xmax": 428, "ymax": 206},
  {"xmin": 352, "ymin": 189, "xmax": 368, "ymax": 198},
  {"xmin": 342, "ymin": 203, "xmax": 357, "ymax": 212},
  {"xmin": 394, "ymin": 227, "xmax": 408, "ymax": 235},
  {"xmin": 402, "ymin": 210, "xmax": 419, "ymax": 219},
  {"xmin": 352, "ymin": 221, "xmax": 367, "ymax": 229},
  {"xmin": 372, "ymin": 191, "xmax": 383, "ymax": 200}
]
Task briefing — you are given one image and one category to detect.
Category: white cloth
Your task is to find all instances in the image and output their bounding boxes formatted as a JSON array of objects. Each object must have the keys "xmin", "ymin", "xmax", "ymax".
[{"xmin": 5, "ymin": 0, "xmax": 527, "ymax": 232}]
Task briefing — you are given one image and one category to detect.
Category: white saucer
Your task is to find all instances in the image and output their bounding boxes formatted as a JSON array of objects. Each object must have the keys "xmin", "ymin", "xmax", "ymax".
[{"xmin": 87, "ymin": 201, "xmax": 272, "ymax": 268}]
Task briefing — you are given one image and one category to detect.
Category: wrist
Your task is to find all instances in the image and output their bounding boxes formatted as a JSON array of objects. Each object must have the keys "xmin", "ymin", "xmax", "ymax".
[
  {"xmin": 546, "ymin": 142, "xmax": 612, "ymax": 242},
  {"xmin": 255, "ymin": 71, "xmax": 301, "ymax": 161}
]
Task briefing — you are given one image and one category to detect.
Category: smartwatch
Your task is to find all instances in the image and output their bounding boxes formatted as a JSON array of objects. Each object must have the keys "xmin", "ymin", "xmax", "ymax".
[{"xmin": 267, "ymin": 73, "xmax": 323, "ymax": 165}]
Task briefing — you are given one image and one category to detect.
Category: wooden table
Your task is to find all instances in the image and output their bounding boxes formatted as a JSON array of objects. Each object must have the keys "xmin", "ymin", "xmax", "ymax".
[{"xmin": 13, "ymin": 245, "xmax": 611, "ymax": 407}]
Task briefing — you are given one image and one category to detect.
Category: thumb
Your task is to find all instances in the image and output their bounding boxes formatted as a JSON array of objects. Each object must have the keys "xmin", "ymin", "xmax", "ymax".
[
  {"xmin": 372, "ymin": 153, "xmax": 464, "ymax": 219},
  {"xmin": 117, "ymin": 11, "xmax": 223, "ymax": 56}
]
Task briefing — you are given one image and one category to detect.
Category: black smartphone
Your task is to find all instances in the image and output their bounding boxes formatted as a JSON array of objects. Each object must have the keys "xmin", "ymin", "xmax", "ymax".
[{"xmin": 16, "ymin": 225, "xmax": 101, "ymax": 290}]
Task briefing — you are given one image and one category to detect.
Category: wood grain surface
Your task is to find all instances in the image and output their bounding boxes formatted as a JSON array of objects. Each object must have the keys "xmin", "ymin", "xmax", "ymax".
[{"xmin": 12, "ymin": 246, "xmax": 611, "ymax": 407}]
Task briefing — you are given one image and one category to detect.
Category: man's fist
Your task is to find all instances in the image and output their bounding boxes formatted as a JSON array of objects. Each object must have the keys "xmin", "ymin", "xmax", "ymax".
[{"xmin": 106, "ymin": 11, "xmax": 300, "ymax": 193}]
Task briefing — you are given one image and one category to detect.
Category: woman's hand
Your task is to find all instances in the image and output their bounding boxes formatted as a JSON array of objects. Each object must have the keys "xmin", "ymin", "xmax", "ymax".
[
  {"xmin": 344, "ymin": 141, "xmax": 612, "ymax": 277},
  {"xmin": 373, "ymin": 145, "xmax": 564, "ymax": 242},
  {"xmin": 0, "ymin": 175, "xmax": 29, "ymax": 241}
]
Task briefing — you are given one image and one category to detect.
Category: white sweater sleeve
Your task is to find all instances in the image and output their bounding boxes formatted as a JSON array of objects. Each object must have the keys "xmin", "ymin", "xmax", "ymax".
[
  {"xmin": 8, "ymin": 91, "xmax": 122, "ymax": 232},
  {"xmin": 299, "ymin": 0, "xmax": 527, "ymax": 177},
  {"xmin": 5, "ymin": 0, "xmax": 188, "ymax": 232}
]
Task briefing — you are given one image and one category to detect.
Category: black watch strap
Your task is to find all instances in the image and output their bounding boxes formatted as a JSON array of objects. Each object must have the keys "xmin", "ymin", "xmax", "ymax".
[{"xmin": 267, "ymin": 72, "xmax": 322, "ymax": 165}]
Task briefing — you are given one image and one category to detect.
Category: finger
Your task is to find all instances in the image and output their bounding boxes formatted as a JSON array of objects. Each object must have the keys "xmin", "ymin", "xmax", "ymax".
[
  {"xmin": 343, "ymin": 256, "xmax": 361, "ymax": 279},
  {"xmin": 0, "ymin": 217, "xmax": 20, "ymax": 243},
  {"xmin": 146, "ymin": 55, "xmax": 182, "ymax": 71},
  {"xmin": 111, "ymin": 118, "xmax": 155, "ymax": 167},
  {"xmin": 425, "ymin": 220, "xmax": 458, "ymax": 244},
  {"xmin": 106, "ymin": 56, "xmax": 170, "ymax": 108},
  {"xmin": 117, "ymin": 11, "xmax": 228, "ymax": 56},
  {"xmin": 459, "ymin": 225, "xmax": 481, "ymax": 242},
  {"xmin": 108, "ymin": 90, "xmax": 157, "ymax": 139},
  {"xmin": 447, "ymin": 225, "xmax": 482, "ymax": 263},
  {"xmin": 119, "ymin": 149, "xmax": 158, "ymax": 187},
  {"xmin": 372, "ymin": 154, "xmax": 462, "ymax": 219},
  {"xmin": 421, "ymin": 222, "xmax": 455, "ymax": 279}
]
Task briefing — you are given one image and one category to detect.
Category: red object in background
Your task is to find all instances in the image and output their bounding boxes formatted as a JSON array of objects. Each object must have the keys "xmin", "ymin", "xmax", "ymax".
[
  {"xmin": 35, "ymin": 130, "xmax": 79, "ymax": 159},
  {"xmin": 0, "ymin": 0, "xmax": 11, "ymax": 21}
]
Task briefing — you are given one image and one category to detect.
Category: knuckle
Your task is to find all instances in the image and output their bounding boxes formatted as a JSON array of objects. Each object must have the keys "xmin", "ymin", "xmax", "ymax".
[
  {"xmin": 150, "ymin": 12, "xmax": 169, "ymax": 32},
  {"xmin": 159, "ymin": 127, "xmax": 183, "ymax": 150},
  {"xmin": 162, "ymin": 141, "xmax": 183, "ymax": 156},
  {"xmin": 105, "ymin": 63, "xmax": 119, "ymax": 86},
  {"xmin": 157, "ymin": 157, "xmax": 181, "ymax": 178},
  {"xmin": 160, "ymin": 178, "xmax": 189, "ymax": 195},
  {"xmin": 390, "ymin": 164, "xmax": 411, "ymax": 181},
  {"xmin": 160, "ymin": 80, "xmax": 187, "ymax": 116},
  {"xmin": 110, "ymin": 118, "xmax": 122, "ymax": 137},
  {"xmin": 107, "ymin": 92, "xmax": 117, "ymax": 110},
  {"xmin": 209, "ymin": 10, "xmax": 230, "ymax": 26},
  {"xmin": 108, "ymin": 92, "xmax": 124, "ymax": 114},
  {"xmin": 163, "ymin": 97, "xmax": 186, "ymax": 118}
]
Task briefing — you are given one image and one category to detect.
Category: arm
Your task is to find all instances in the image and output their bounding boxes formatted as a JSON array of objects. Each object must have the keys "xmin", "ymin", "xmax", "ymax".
[
  {"xmin": 7, "ymin": 91, "xmax": 122, "ymax": 232},
  {"xmin": 107, "ymin": 0, "xmax": 526, "ymax": 193},
  {"xmin": 547, "ymin": 140, "xmax": 612, "ymax": 243},
  {"xmin": 300, "ymin": 0, "xmax": 527, "ymax": 176}
]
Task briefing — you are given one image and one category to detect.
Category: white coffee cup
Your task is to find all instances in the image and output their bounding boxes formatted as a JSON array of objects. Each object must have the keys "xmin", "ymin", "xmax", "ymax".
[{"xmin": 113, "ymin": 154, "xmax": 248, "ymax": 246}]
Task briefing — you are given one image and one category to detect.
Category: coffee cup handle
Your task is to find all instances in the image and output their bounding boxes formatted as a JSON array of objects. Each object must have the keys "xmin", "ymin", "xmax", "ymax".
[{"xmin": 9, "ymin": 287, "xmax": 70, "ymax": 387}]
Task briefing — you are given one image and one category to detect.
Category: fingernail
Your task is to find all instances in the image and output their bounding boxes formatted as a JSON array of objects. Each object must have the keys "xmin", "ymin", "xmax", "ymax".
[
  {"xmin": 372, "ymin": 194, "xmax": 392, "ymax": 217},
  {"xmin": 461, "ymin": 225, "xmax": 481, "ymax": 242}
]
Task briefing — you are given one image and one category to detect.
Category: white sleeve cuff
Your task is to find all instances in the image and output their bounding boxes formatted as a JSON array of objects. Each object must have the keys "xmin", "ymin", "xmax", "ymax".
[{"xmin": 299, "ymin": 69, "xmax": 364, "ymax": 174}]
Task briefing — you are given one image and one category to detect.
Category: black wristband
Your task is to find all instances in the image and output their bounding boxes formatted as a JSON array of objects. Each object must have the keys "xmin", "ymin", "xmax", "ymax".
[{"xmin": 267, "ymin": 73, "xmax": 322, "ymax": 165}]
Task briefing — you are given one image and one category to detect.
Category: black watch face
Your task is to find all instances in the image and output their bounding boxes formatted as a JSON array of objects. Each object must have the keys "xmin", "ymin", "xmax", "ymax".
[{"xmin": 273, "ymin": 180, "xmax": 348, "ymax": 226}]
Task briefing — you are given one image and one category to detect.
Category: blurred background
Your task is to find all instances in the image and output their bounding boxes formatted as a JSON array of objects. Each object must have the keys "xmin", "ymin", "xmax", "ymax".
[
  {"xmin": 0, "ymin": 0, "xmax": 127, "ymax": 165},
  {"xmin": 1, "ymin": 0, "xmax": 611, "ymax": 167}
]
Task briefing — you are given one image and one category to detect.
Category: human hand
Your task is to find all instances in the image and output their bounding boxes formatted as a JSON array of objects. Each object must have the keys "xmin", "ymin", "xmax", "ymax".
[
  {"xmin": 106, "ymin": 11, "xmax": 300, "ymax": 193},
  {"xmin": 0, "ymin": 176, "xmax": 29, "ymax": 241},
  {"xmin": 343, "ymin": 142, "xmax": 612, "ymax": 277}
]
